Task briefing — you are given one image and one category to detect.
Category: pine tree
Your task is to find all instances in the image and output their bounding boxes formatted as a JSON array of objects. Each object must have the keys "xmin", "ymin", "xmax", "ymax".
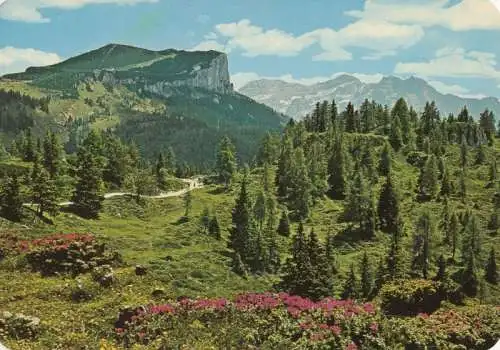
[
  {"xmin": 485, "ymin": 247, "xmax": 498, "ymax": 284},
  {"xmin": 386, "ymin": 218, "xmax": 404, "ymax": 280},
  {"xmin": 389, "ymin": 115, "xmax": 404, "ymax": 152},
  {"xmin": 378, "ymin": 142, "xmax": 392, "ymax": 176},
  {"xmin": 276, "ymin": 136, "xmax": 294, "ymax": 198},
  {"xmin": 183, "ymin": 191, "xmax": 192, "ymax": 218},
  {"xmin": 307, "ymin": 229, "xmax": 333, "ymax": 300},
  {"xmin": 257, "ymin": 132, "xmax": 280, "ymax": 166},
  {"xmin": 462, "ymin": 212, "xmax": 481, "ymax": 262},
  {"xmin": 209, "ymin": 215, "xmax": 221, "ymax": 240},
  {"xmin": 418, "ymin": 155, "xmax": 439, "ymax": 200},
  {"xmin": 458, "ymin": 105, "xmax": 469, "ymax": 123},
  {"xmin": 307, "ymin": 138, "xmax": 328, "ymax": 200},
  {"xmin": 279, "ymin": 222, "xmax": 314, "ymax": 298},
  {"xmin": 23, "ymin": 128, "xmax": 35, "ymax": 162},
  {"xmin": 461, "ymin": 252, "xmax": 478, "ymax": 297},
  {"xmin": 440, "ymin": 165, "xmax": 453, "ymax": 197},
  {"xmin": 31, "ymin": 155, "xmax": 58, "ymax": 218},
  {"xmin": 392, "ymin": 97, "xmax": 410, "ymax": 143},
  {"xmin": 200, "ymin": 207, "xmax": 210, "ymax": 233},
  {"xmin": 342, "ymin": 264, "xmax": 358, "ymax": 299},
  {"xmin": 373, "ymin": 258, "xmax": 386, "ymax": 295},
  {"xmin": 228, "ymin": 173, "xmax": 253, "ymax": 265},
  {"xmin": 71, "ymin": 144, "xmax": 103, "ymax": 219},
  {"xmin": 344, "ymin": 102, "xmax": 357, "ymax": 133},
  {"xmin": 216, "ymin": 136, "xmax": 237, "ymax": 189},
  {"xmin": 412, "ymin": 211, "xmax": 434, "ymax": 279},
  {"xmin": 288, "ymin": 147, "xmax": 311, "ymax": 220},
  {"xmin": 475, "ymin": 144, "xmax": 487, "ymax": 165},
  {"xmin": 479, "ymin": 109, "xmax": 496, "ymax": 145},
  {"xmin": 330, "ymin": 99, "xmax": 338, "ymax": 126},
  {"xmin": 0, "ymin": 176, "xmax": 23, "ymax": 222},
  {"xmin": 435, "ymin": 255, "xmax": 447, "ymax": 281},
  {"xmin": 277, "ymin": 210, "xmax": 291, "ymax": 237},
  {"xmin": 359, "ymin": 251, "xmax": 373, "ymax": 299},
  {"xmin": 378, "ymin": 173, "xmax": 400, "ymax": 233},
  {"xmin": 253, "ymin": 190, "xmax": 267, "ymax": 231},
  {"xmin": 43, "ymin": 131, "xmax": 62, "ymax": 178},
  {"xmin": 361, "ymin": 146, "xmax": 377, "ymax": 185},
  {"xmin": 457, "ymin": 170, "xmax": 467, "ymax": 203},
  {"xmin": 164, "ymin": 147, "xmax": 176, "ymax": 175},
  {"xmin": 328, "ymin": 137, "xmax": 349, "ymax": 199}
]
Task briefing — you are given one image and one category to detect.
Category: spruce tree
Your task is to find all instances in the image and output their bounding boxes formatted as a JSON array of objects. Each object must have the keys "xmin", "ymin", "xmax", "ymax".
[
  {"xmin": 485, "ymin": 247, "xmax": 498, "ymax": 284},
  {"xmin": 276, "ymin": 136, "xmax": 294, "ymax": 198},
  {"xmin": 475, "ymin": 144, "xmax": 487, "ymax": 165},
  {"xmin": 307, "ymin": 138, "xmax": 328, "ymax": 201},
  {"xmin": 344, "ymin": 102, "xmax": 357, "ymax": 133},
  {"xmin": 279, "ymin": 222, "xmax": 314, "ymax": 298},
  {"xmin": 307, "ymin": 229, "xmax": 333, "ymax": 300},
  {"xmin": 0, "ymin": 176, "xmax": 23, "ymax": 222},
  {"xmin": 389, "ymin": 115, "xmax": 404, "ymax": 152},
  {"xmin": 253, "ymin": 190, "xmax": 267, "ymax": 231},
  {"xmin": 330, "ymin": 99, "xmax": 338, "ymax": 126},
  {"xmin": 277, "ymin": 210, "xmax": 291, "ymax": 237},
  {"xmin": 328, "ymin": 137, "xmax": 349, "ymax": 199},
  {"xmin": 435, "ymin": 254, "xmax": 447, "ymax": 281},
  {"xmin": 440, "ymin": 165, "xmax": 453, "ymax": 197},
  {"xmin": 412, "ymin": 211, "xmax": 434, "ymax": 279},
  {"xmin": 461, "ymin": 252, "xmax": 478, "ymax": 297},
  {"xmin": 71, "ymin": 145, "xmax": 104, "ymax": 219},
  {"xmin": 373, "ymin": 258, "xmax": 386, "ymax": 295},
  {"xmin": 361, "ymin": 146, "xmax": 377, "ymax": 185},
  {"xmin": 216, "ymin": 136, "xmax": 237, "ymax": 189},
  {"xmin": 392, "ymin": 97, "xmax": 410, "ymax": 143},
  {"xmin": 43, "ymin": 131, "xmax": 62, "ymax": 178},
  {"xmin": 288, "ymin": 147, "xmax": 311, "ymax": 220},
  {"xmin": 386, "ymin": 218, "xmax": 404, "ymax": 280},
  {"xmin": 378, "ymin": 173, "xmax": 400, "ymax": 233},
  {"xmin": 31, "ymin": 155, "xmax": 58, "ymax": 218},
  {"xmin": 228, "ymin": 173, "xmax": 253, "ymax": 265},
  {"xmin": 359, "ymin": 251, "xmax": 373, "ymax": 299},
  {"xmin": 378, "ymin": 142, "xmax": 392, "ymax": 176},
  {"xmin": 209, "ymin": 215, "xmax": 221, "ymax": 240},
  {"xmin": 342, "ymin": 264, "xmax": 359, "ymax": 299},
  {"xmin": 462, "ymin": 212, "xmax": 481, "ymax": 262},
  {"xmin": 418, "ymin": 155, "xmax": 439, "ymax": 200},
  {"xmin": 479, "ymin": 109, "xmax": 496, "ymax": 145}
]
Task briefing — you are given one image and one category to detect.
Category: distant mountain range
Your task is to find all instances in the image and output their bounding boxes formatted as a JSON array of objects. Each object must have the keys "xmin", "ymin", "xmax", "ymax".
[{"xmin": 239, "ymin": 75, "xmax": 500, "ymax": 120}]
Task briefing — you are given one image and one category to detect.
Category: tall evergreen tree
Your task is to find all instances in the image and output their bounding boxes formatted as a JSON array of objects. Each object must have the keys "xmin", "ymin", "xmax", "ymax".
[
  {"xmin": 23, "ymin": 128, "xmax": 35, "ymax": 162},
  {"xmin": 485, "ymin": 247, "xmax": 498, "ymax": 285},
  {"xmin": 330, "ymin": 99, "xmax": 338, "ymax": 126},
  {"xmin": 359, "ymin": 251, "xmax": 373, "ymax": 299},
  {"xmin": 378, "ymin": 173, "xmax": 400, "ymax": 233},
  {"xmin": 392, "ymin": 97, "xmax": 410, "ymax": 143},
  {"xmin": 344, "ymin": 102, "xmax": 357, "ymax": 133},
  {"xmin": 277, "ymin": 210, "xmax": 291, "ymax": 237},
  {"xmin": 216, "ymin": 136, "xmax": 237, "ymax": 189},
  {"xmin": 435, "ymin": 254, "xmax": 447, "ymax": 281},
  {"xmin": 418, "ymin": 155, "xmax": 439, "ymax": 200},
  {"xmin": 43, "ymin": 131, "xmax": 62, "ymax": 178},
  {"xmin": 389, "ymin": 115, "xmax": 404, "ymax": 152},
  {"xmin": 31, "ymin": 155, "xmax": 58, "ymax": 218},
  {"xmin": 306, "ymin": 229, "xmax": 333, "ymax": 300},
  {"xmin": 228, "ymin": 173, "xmax": 254, "ymax": 266},
  {"xmin": 378, "ymin": 142, "xmax": 392, "ymax": 177},
  {"xmin": 307, "ymin": 138, "xmax": 328, "ymax": 201},
  {"xmin": 276, "ymin": 135, "xmax": 294, "ymax": 198},
  {"xmin": 288, "ymin": 147, "xmax": 312, "ymax": 219},
  {"xmin": 253, "ymin": 190, "xmax": 267, "ymax": 232},
  {"xmin": 71, "ymin": 139, "xmax": 104, "ymax": 219},
  {"xmin": 0, "ymin": 176, "xmax": 23, "ymax": 222},
  {"xmin": 479, "ymin": 109, "xmax": 496, "ymax": 145},
  {"xmin": 342, "ymin": 264, "xmax": 359, "ymax": 299},
  {"xmin": 328, "ymin": 137, "xmax": 349, "ymax": 199},
  {"xmin": 412, "ymin": 211, "xmax": 434, "ymax": 279},
  {"xmin": 386, "ymin": 218, "xmax": 404, "ymax": 280}
]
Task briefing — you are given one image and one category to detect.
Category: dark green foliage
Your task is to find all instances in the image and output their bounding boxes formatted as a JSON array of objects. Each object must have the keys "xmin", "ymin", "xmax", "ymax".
[
  {"xmin": 0, "ymin": 89, "xmax": 42, "ymax": 134},
  {"xmin": 341, "ymin": 264, "xmax": 358, "ymax": 299},
  {"xmin": 389, "ymin": 115, "xmax": 404, "ymax": 152},
  {"xmin": 277, "ymin": 210, "xmax": 291, "ymax": 237},
  {"xmin": 485, "ymin": 247, "xmax": 498, "ymax": 284},
  {"xmin": 42, "ymin": 131, "xmax": 63, "ymax": 178},
  {"xmin": 208, "ymin": 215, "xmax": 221, "ymax": 240},
  {"xmin": 435, "ymin": 255, "xmax": 447, "ymax": 281},
  {"xmin": 31, "ymin": 156, "xmax": 58, "ymax": 218},
  {"xmin": 183, "ymin": 191, "xmax": 192, "ymax": 218},
  {"xmin": 359, "ymin": 251, "xmax": 373, "ymax": 299},
  {"xmin": 378, "ymin": 142, "xmax": 392, "ymax": 176},
  {"xmin": 411, "ymin": 211, "xmax": 434, "ymax": 279},
  {"xmin": 0, "ymin": 176, "xmax": 23, "ymax": 222},
  {"xmin": 418, "ymin": 154, "xmax": 439, "ymax": 200},
  {"xmin": 327, "ymin": 137, "xmax": 349, "ymax": 199},
  {"xmin": 380, "ymin": 279, "xmax": 442, "ymax": 316},
  {"xmin": 71, "ymin": 133, "xmax": 104, "ymax": 219},
  {"xmin": 216, "ymin": 136, "xmax": 237, "ymax": 189},
  {"xmin": 279, "ymin": 223, "xmax": 333, "ymax": 300},
  {"xmin": 378, "ymin": 173, "xmax": 400, "ymax": 233},
  {"xmin": 22, "ymin": 128, "xmax": 35, "ymax": 162},
  {"xmin": 479, "ymin": 109, "xmax": 496, "ymax": 144},
  {"xmin": 287, "ymin": 147, "xmax": 311, "ymax": 220}
]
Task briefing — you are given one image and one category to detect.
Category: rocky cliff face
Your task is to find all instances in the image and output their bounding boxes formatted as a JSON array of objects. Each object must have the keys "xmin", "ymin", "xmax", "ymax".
[
  {"xmin": 141, "ymin": 53, "xmax": 233, "ymax": 97},
  {"xmin": 91, "ymin": 52, "xmax": 233, "ymax": 97}
]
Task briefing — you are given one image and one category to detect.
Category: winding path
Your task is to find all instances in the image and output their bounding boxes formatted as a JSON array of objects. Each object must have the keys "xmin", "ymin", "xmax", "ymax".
[{"xmin": 26, "ymin": 177, "xmax": 204, "ymax": 208}]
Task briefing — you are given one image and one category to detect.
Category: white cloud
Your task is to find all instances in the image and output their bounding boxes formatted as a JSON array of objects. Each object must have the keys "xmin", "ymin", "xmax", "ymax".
[
  {"xmin": 0, "ymin": 46, "xmax": 61, "ymax": 75},
  {"xmin": 232, "ymin": 71, "xmax": 384, "ymax": 90},
  {"xmin": 491, "ymin": 0, "xmax": 500, "ymax": 11},
  {"xmin": 213, "ymin": 19, "xmax": 317, "ymax": 57},
  {"xmin": 347, "ymin": 0, "xmax": 500, "ymax": 31},
  {"xmin": 395, "ymin": 47, "xmax": 500, "ymax": 80},
  {"xmin": 194, "ymin": 18, "xmax": 425, "ymax": 61},
  {"xmin": 427, "ymin": 80, "xmax": 470, "ymax": 95},
  {"xmin": 0, "ymin": 0, "xmax": 158, "ymax": 23}
]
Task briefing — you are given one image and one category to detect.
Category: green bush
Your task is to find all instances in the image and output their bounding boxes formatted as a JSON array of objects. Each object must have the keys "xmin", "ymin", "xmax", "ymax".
[{"xmin": 380, "ymin": 279, "xmax": 442, "ymax": 316}]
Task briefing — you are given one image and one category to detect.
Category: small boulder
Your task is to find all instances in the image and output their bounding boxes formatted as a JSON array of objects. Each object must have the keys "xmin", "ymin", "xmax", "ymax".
[{"xmin": 135, "ymin": 265, "xmax": 147, "ymax": 276}]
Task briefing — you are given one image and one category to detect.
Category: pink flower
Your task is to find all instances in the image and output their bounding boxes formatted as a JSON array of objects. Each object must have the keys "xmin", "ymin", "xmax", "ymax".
[
  {"xmin": 346, "ymin": 342, "xmax": 358, "ymax": 350},
  {"xmin": 330, "ymin": 325, "xmax": 341, "ymax": 336},
  {"xmin": 370, "ymin": 322, "xmax": 378, "ymax": 334}
]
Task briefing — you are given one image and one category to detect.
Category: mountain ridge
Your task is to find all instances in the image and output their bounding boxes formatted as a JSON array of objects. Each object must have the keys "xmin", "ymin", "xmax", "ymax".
[{"xmin": 239, "ymin": 74, "xmax": 500, "ymax": 120}]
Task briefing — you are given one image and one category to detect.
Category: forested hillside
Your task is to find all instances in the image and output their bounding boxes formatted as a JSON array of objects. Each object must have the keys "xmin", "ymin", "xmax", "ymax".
[{"xmin": 0, "ymin": 94, "xmax": 499, "ymax": 349}]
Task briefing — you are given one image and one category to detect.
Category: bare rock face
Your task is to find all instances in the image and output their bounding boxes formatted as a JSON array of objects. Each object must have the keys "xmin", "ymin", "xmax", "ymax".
[{"xmin": 143, "ymin": 53, "xmax": 233, "ymax": 97}]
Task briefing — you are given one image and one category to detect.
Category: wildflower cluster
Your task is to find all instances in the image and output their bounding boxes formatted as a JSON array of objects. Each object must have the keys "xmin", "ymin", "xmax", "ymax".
[{"xmin": 18, "ymin": 233, "xmax": 121, "ymax": 276}]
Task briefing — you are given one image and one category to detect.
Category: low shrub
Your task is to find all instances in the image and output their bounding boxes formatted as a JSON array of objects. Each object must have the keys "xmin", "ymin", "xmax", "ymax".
[
  {"xmin": 380, "ymin": 279, "xmax": 442, "ymax": 316},
  {"xmin": 0, "ymin": 311, "xmax": 40, "ymax": 340},
  {"xmin": 18, "ymin": 233, "xmax": 122, "ymax": 276}
]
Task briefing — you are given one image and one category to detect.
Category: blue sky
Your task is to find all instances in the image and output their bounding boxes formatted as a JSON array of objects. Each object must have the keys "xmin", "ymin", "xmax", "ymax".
[{"xmin": 0, "ymin": 0, "xmax": 500, "ymax": 98}]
